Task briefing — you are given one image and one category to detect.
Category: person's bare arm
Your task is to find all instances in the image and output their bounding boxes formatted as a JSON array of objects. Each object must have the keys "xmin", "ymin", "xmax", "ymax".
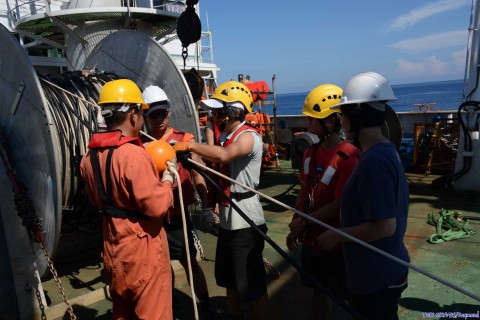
[{"xmin": 189, "ymin": 131, "xmax": 254, "ymax": 164}]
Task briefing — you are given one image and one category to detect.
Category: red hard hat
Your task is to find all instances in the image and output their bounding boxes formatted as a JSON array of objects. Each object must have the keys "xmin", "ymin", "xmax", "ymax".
[{"xmin": 145, "ymin": 140, "xmax": 176, "ymax": 172}]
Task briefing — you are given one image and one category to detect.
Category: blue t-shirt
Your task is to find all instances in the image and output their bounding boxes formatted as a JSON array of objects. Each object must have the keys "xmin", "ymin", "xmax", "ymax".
[{"xmin": 341, "ymin": 142, "xmax": 410, "ymax": 294}]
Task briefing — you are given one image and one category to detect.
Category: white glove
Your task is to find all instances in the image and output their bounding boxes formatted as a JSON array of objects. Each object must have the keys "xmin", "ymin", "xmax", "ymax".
[
  {"xmin": 162, "ymin": 158, "xmax": 178, "ymax": 184},
  {"xmin": 201, "ymin": 207, "xmax": 215, "ymax": 231},
  {"xmin": 161, "ymin": 167, "xmax": 175, "ymax": 184},
  {"xmin": 167, "ymin": 157, "xmax": 178, "ymax": 172}
]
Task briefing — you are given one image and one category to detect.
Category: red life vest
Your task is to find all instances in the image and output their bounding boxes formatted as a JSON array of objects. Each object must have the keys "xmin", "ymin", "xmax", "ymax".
[
  {"xmin": 299, "ymin": 141, "xmax": 360, "ymax": 254},
  {"xmin": 159, "ymin": 127, "xmax": 195, "ymax": 216},
  {"xmin": 211, "ymin": 118, "xmax": 222, "ymax": 146},
  {"xmin": 217, "ymin": 123, "xmax": 260, "ymax": 207},
  {"xmin": 88, "ymin": 130, "xmax": 143, "ymax": 149}
]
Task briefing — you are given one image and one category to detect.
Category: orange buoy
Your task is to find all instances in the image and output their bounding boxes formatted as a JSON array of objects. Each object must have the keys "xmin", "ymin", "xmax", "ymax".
[
  {"xmin": 255, "ymin": 81, "xmax": 270, "ymax": 101},
  {"xmin": 244, "ymin": 82, "xmax": 258, "ymax": 102},
  {"xmin": 244, "ymin": 81, "xmax": 270, "ymax": 102},
  {"xmin": 145, "ymin": 140, "xmax": 176, "ymax": 173}
]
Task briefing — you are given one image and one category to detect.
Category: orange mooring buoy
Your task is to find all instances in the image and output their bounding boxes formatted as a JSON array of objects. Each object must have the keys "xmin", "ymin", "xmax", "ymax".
[{"xmin": 145, "ymin": 140, "xmax": 176, "ymax": 173}]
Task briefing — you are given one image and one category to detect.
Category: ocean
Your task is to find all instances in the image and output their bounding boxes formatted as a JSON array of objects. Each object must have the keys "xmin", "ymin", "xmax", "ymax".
[{"xmin": 261, "ymin": 79, "xmax": 465, "ymax": 116}]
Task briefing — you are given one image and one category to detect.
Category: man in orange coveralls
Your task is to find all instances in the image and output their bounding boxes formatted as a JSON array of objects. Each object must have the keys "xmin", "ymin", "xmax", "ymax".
[{"xmin": 80, "ymin": 79, "xmax": 175, "ymax": 319}]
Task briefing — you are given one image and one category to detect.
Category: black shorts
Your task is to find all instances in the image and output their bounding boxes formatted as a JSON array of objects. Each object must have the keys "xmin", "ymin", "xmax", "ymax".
[
  {"xmin": 215, "ymin": 224, "xmax": 268, "ymax": 302},
  {"xmin": 164, "ymin": 213, "xmax": 197, "ymax": 261},
  {"xmin": 300, "ymin": 245, "xmax": 348, "ymax": 300}
]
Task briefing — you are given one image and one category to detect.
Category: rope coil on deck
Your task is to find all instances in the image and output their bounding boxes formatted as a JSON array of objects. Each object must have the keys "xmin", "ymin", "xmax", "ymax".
[{"xmin": 427, "ymin": 209, "xmax": 476, "ymax": 243}]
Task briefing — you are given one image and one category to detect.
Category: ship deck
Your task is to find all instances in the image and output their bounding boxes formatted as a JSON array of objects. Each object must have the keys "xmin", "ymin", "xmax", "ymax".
[{"xmin": 41, "ymin": 160, "xmax": 480, "ymax": 320}]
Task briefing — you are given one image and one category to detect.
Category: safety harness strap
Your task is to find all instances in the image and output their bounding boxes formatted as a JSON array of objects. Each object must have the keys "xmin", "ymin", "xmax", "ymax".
[
  {"xmin": 230, "ymin": 190, "xmax": 257, "ymax": 201},
  {"xmin": 90, "ymin": 148, "xmax": 148, "ymax": 220}
]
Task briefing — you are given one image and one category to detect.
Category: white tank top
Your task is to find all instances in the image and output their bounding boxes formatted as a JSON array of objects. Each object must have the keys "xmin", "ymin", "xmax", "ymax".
[{"xmin": 218, "ymin": 124, "xmax": 265, "ymax": 230}]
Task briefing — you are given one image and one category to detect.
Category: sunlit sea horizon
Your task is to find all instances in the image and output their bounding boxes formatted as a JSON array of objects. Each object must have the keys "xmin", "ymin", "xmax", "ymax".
[{"xmin": 260, "ymin": 79, "xmax": 465, "ymax": 116}]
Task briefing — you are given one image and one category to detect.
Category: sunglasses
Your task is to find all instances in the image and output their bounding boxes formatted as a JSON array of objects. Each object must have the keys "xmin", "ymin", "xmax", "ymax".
[
  {"xmin": 147, "ymin": 109, "xmax": 169, "ymax": 119},
  {"xmin": 212, "ymin": 108, "xmax": 228, "ymax": 118}
]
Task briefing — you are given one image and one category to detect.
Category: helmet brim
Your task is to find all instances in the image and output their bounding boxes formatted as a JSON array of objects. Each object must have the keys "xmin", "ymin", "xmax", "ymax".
[
  {"xmin": 145, "ymin": 102, "xmax": 170, "ymax": 115},
  {"xmin": 200, "ymin": 99, "xmax": 244, "ymax": 111},
  {"xmin": 331, "ymin": 97, "xmax": 397, "ymax": 110}
]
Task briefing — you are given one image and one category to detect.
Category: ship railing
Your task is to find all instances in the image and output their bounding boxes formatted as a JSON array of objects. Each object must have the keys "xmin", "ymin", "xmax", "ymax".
[
  {"xmin": 9, "ymin": 0, "xmax": 47, "ymax": 23},
  {"xmin": 153, "ymin": 0, "xmax": 184, "ymax": 12},
  {"xmin": 200, "ymin": 30, "xmax": 214, "ymax": 64},
  {"xmin": 164, "ymin": 31, "xmax": 215, "ymax": 65},
  {"xmin": 8, "ymin": 0, "xmax": 185, "ymax": 24}
]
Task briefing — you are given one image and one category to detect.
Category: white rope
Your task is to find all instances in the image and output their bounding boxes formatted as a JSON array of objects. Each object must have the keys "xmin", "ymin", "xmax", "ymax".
[
  {"xmin": 166, "ymin": 161, "xmax": 199, "ymax": 320},
  {"xmin": 140, "ymin": 130, "xmax": 157, "ymax": 142},
  {"xmin": 188, "ymin": 157, "xmax": 480, "ymax": 303}
]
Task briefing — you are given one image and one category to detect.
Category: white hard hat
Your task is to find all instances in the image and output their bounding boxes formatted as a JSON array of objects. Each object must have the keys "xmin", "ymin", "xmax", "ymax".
[
  {"xmin": 332, "ymin": 72, "xmax": 396, "ymax": 111},
  {"xmin": 142, "ymin": 85, "xmax": 170, "ymax": 105}
]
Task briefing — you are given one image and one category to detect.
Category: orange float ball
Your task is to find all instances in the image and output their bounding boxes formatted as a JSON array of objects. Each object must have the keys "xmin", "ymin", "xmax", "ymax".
[{"xmin": 145, "ymin": 140, "xmax": 176, "ymax": 173}]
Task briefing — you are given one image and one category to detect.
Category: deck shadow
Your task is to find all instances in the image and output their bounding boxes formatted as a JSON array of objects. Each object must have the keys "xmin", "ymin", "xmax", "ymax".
[
  {"xmin": 172, "ymin": 288, "xmax": 227, "ymax": 320},
  {"xmin": 61, "ymin": 303, "xmax": 112, "ymax": 319},
  {"xmin": 407, "ymin": 174, "xmax": 480, "ymax": 214}
]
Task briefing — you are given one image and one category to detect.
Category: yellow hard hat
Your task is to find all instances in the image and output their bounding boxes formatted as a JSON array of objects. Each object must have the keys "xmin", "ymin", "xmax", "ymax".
[
  {"xmin": 302, "ymin": 84, "xmax": 342, "ymax": 119},
  {"xmin": 211, "ymin": 81, "xmax": 254, "ymax": 112},
  {"xmin": 98, "ymin": 79, "xmax": 148, "ymax": 110}
]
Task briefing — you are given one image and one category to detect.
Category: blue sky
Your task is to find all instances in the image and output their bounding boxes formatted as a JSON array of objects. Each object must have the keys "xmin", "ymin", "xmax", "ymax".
[{"xmin": 198, "ymin": 0, "xmax": 471, "ymax": 94}]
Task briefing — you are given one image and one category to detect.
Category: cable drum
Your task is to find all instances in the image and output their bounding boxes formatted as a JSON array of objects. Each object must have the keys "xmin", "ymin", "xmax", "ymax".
[
  {"xmin": 38, "ymin": 72, "xmax": 121, "ymax": 226},
  {"xmin": 40, "ymin": 73, "xmax": 102, "ymax": 205},
  {"xmin": 1, "ymin": 23, "xmax": 64, "ymax": 283}
]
